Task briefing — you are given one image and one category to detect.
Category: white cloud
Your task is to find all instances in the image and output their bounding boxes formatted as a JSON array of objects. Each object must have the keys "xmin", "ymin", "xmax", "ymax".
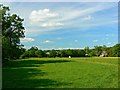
[
  {"xmin": 93, "ymin": 40, "xmax": 98, "ymax": 42},
  {"xmin": 57, "ymin": 4, "xmax": 113, "ymax": 22},
  {"xmin": 107, "ymin": 42, "xmax": 112, "ymax": 45},
  {"xmin": 25, "ymin": 28, "xmax": 50, "ymax": 36},
  {"xmin": 41, "ymin": 22, "xmax": 64, "ymax": 27},
  {"xmin": 35, "ymin": 46, "xmax": 42, "ymax": 49},
  {"xmin": 29, "ymin": 9, "xmax": 64, "ymax": 28},
  {"xmin": 57, "ymin": 47, "xmax": 84, "ymax": 50},
  {"xmin": 83, "ymin": 15, "xmax": 93, "ymax": 20},
  {"xmin": 106, "ymin": 34, "xmax": 115, "ymax": 36},
  {"xmin": 42, "ymin": 40, "xmax": 53, "ymax": 43},
  {"xmin": 29, "ymin": 4, "xmax": 114, "ymax": 29},
  {"xmin": 52, "ymin": 4, "xmax": 117, "ymax": 30},
  {"xmin": 20, "ymin": 37, "xmax": 34, "ymax": 42},
  {"xmin": 29, "ymin": 9, "xmax": 58, "ymax": 22}
]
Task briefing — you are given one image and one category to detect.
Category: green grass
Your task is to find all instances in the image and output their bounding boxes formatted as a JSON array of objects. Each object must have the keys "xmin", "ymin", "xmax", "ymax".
[{"xmin": 3, "ymin": 57, "xmax": 118, "ymax": 88}]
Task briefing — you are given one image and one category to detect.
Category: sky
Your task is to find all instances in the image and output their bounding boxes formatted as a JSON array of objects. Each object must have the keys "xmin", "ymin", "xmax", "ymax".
[{"xmin": 2, "ymin": 2, "xmax": 118, "ymax": 50}]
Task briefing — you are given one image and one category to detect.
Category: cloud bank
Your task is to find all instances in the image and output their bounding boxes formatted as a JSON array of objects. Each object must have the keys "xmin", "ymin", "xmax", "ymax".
[{"xmin": 29, "ymin": 9, "xmax": 64, "ymax": 27}]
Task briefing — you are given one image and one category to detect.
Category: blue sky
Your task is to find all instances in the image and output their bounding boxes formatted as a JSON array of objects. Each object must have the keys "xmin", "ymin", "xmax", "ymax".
[{"xmin": 2, "ymin": 2, "xmax": 118, "ymax": 50}]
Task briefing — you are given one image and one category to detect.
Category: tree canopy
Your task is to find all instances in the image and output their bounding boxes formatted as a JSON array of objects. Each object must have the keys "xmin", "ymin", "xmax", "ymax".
[{"xmin": 1, "ymin": 4, "xmax": 25, "ymax": 63}]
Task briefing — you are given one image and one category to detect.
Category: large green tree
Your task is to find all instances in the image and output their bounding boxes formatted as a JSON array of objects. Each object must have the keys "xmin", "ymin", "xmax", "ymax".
[
  {"xmin": 1, "ymin": 5, "xmax": 25, "ymax": 62},
  {"xmin": 111, "ymin": 44, "xmax": 120, "ymax": 57}
]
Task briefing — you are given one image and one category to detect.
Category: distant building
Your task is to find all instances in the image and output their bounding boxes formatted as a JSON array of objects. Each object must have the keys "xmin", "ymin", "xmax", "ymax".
[
  {"xmin": 46, "ymin": 52, "xmax": 50, "ymax": 57},
  {"xmin": 85, "ymin": 54, "xmax": 88, "ymax": 56},
  {"xmin": 100, "ymin": 51, "xmax": 108, "ymax": 57},
  {"xmin": 69, "ymin": 56, "xmax": 71, "ymax": 58}
]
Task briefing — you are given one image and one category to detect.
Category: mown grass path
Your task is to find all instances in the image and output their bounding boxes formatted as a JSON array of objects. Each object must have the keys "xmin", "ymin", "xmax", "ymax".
[{"xmin": 3, "ymin": 57, "xmax": 118, "ymax": 88}]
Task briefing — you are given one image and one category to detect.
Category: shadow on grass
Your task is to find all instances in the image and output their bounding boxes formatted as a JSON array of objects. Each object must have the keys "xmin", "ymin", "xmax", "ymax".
[
  {"xmin": 3, "ymin": 66, "xmax": 71, "ymax": 88},
  {"xmin": 3, "ymin": 59, "xmax": 72, "ymax": 88},
  {"xmin": 3, "ymin": 78, "xmax": 70, "ymax": 88},
  {"xmin": 4, "ymin": 59, "xmax": 72, "ymax": 68}
]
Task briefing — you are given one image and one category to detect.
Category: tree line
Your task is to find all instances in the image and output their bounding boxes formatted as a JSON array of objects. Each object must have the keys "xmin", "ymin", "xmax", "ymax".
[{"xmin": 20, "ymin": 44, "xmax": 120, "ymax": 59}]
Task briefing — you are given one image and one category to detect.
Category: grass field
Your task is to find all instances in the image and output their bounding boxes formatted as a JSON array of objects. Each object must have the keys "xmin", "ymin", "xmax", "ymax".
[{"xmin": 3, "ymin": 57, "xmax": 118, "ymax": 88}]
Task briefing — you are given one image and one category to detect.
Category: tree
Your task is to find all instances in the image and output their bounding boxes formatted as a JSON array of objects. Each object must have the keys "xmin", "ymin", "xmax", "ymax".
[
  {"xmin": 35, "ymin": 50, "xmax": 44, "ymax": 58},
  {"xmin": 94, "ymin": 46, "xmax": 102, "ymax": 57},
  {"xmin": 106, "ymin": 47, "xmax": 112, "ymax": 57},
  {"xmin": 84, "ymin": 46, "xmax": 90, "ymax": 54},
  {"xmin": 65, "ymin": 49, "xmax": 73, "ymax": 57},
  {"xmin": 28, "ymin": 46, "xmax": 38, "ymax": 57},
  {"xmin": 60, "ymin": 50, "xmax": 66, "ymax": 57},
  {"xmin": 49, "ymin": 49, "xmax": 57, "ymax": 57},
  {"xmin": 102, "ymin": 45, "xmax": 107, "ymax": 51},
  {"xmin": 78, "ymin": 50, "xmax": 86, "ymax": 57},
  {"xmin": 20, "ymin": 50, "xmax": 29, "ymax": 59},
  {"xmin": 89, "ymin": 50, "xmax": 96, "ymax": 57},
  {"xmin": 111, "ymin": 44, "xmax": 120, "ymax": 57},
  {"xmin": 56, "ymin": 50, "xmax": 61, "ymax": 57},
  {"xmin": 1, "ymin": 5, "xmax": 25, "ymax": 62}
]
